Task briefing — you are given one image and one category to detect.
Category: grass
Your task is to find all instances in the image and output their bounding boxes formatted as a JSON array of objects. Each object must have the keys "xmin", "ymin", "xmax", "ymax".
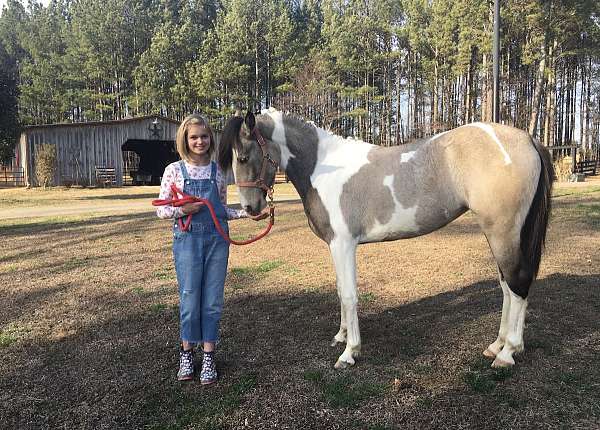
[
  {"xmin": 1, "ymin": 183, "xmax": 599, "ymax": 429},
  {"xmin": 230, "ymin": 259, "xmax": 284, "ymax": 277},
  {"xmin": 0, "ymin": 331, "xmax": 18, "ymax": 348},
  {"xmin": 462, "ymin": 357, "xmax": 514, "ymax": 393},
  {"xmin": 359, "ymin": 292, "xmax": 377, "ymax": 304},
  {"xmin": 149, "ymin": 303, "xmax": 168, "ymax": 313},
  {"xmin": 552, "ymin": 185, "xmax": 600, "ymax": 198},
  {"xmin": 0, "ymin": 263, "xmax": 18, "ymax": 274},
  {"xmin": 146, "ymin": 373, "xmax": 258, "ymax": 430},
  {"xmin": 303, "ymin": 370, "xmax": 387, "ymax": 408},
  {"xmin": 0, "ymin": 323, "xmax": 30, "ymax": 348},
  {"xmin": 154, "ymin": 268, "xmax": 176, "ymax": 281}
]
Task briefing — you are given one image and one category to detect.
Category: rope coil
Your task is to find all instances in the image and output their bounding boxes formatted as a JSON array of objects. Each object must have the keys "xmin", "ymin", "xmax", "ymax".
[{"xmin": 152, "ymin": 184, "xmax": 274, "ymax": 245}]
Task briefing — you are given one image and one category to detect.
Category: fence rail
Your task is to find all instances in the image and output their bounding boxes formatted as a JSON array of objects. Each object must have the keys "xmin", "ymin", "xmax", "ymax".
[
  {"xmin": 575, "ymin": 160, "xmax": 598, "ymax": 176},
  {"xmin": 0, "ymin": 166, "xmax": 25, "ymax": 186},
  {"xmin": 548, "ymin": 144, "xmax": 599, "ymax": 177}
]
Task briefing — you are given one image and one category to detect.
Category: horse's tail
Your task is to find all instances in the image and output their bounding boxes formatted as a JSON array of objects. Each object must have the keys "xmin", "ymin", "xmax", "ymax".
[{"xmin": 520, "ymin": 138, "xmax": 554, "ymax": 280}]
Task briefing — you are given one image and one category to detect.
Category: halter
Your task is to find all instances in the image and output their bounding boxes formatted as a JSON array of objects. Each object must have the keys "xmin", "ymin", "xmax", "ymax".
[{"xmin": 235, "ymin": 127, "xmax": 278, "ymax": 221}]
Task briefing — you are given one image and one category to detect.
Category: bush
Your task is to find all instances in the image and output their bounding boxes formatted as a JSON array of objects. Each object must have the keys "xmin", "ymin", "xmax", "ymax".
[
  {"xmin": 35, "ymin": 144, "xmax": 57, "ymax": 188},
  {"xmin": 553, "ymin": 157, "xmax": 572, "ymax": 182}
]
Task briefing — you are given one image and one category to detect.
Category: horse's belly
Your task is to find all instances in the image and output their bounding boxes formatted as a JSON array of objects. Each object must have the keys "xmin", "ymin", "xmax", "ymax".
[
  {"xmin": 360, "ymin": 205, "xmax": 421, "ymax": 242},
  {"xmin": 359, "ymin": 204, "xmax": 466, "ymax": 243}
]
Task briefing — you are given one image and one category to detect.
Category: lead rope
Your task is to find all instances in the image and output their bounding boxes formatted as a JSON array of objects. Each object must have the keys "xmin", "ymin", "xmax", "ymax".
[{"xmin": 152, "ymin": 184, "xmax": 274, "ymax": 246}]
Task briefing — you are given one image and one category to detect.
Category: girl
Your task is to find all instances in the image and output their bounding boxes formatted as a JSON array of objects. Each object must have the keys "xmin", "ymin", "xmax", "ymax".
[{"xmin": 156, "ymin": 114, "xmax": 265, "ymax": 384}]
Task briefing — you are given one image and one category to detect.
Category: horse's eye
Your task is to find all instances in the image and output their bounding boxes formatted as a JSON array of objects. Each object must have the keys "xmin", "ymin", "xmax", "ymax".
[{"xmin": 237, "ymin": 155, "xmax": 249, "ymax": 164}]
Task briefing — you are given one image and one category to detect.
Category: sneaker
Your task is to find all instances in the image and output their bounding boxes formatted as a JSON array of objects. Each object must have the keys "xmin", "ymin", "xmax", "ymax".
[
  {"xmin": 200, "ymin": 351, "xmax": 217, "ymax": 385},
  {"xmin": 177, "ymin": 348, "xmax": 195, "ymax": 381}
]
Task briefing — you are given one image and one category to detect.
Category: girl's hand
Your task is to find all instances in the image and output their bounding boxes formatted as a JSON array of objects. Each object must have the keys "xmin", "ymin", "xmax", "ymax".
[
  {"xmin": 181, "ymin": 202, "xmax": 204, "ymax": 215},
  {"xmin": 249, "ymin": 211, "xmax": 269, "ymax": 221}
]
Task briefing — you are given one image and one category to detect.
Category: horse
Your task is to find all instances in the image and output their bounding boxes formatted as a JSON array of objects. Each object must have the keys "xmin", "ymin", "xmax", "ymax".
[{"xmin": 218, "ymin": 108, "xmax": 553, "ymax": 369}]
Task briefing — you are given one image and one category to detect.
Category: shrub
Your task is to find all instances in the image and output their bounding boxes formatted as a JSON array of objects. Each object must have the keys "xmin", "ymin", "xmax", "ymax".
[
  {"xmin": 553, "ymin": 157, "xmax": 572, "ymax": 182},
  {"xmin": 35, "ymin": 144, "xmax": 57, "ymax": 188}
]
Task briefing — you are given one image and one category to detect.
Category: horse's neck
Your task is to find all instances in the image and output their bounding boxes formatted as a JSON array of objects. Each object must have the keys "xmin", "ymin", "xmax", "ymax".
[{"xmin": 266, "ymin": 118, "xmax": 326, "ymax": 199}]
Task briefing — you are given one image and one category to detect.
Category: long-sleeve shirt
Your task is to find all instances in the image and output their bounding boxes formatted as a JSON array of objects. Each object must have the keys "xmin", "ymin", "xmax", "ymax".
[{"xmin": 156, "ymin": 161, "xmax": 247, "ymax": 220}]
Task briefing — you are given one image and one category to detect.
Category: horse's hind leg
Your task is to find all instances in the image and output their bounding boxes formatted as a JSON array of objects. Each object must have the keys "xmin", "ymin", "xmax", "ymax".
[
  {"xmin": 485, "ymin": 232, "xmax": 532, "ymax": 367},
  {"xmin": 483, "ymin": 268, "xmax": 511, "ymax": 358}
]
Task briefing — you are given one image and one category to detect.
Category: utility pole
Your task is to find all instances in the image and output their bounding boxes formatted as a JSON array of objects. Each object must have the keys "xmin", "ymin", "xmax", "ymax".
[{"xmin": 493, "ymin": 0, "xmax": 501, "ymax": 123}]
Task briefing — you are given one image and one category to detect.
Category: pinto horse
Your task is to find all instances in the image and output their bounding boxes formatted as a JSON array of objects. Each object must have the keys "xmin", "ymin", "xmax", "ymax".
[{"xmin": 218, "ymin": 109, "xmax": 553, "ymax": 369}]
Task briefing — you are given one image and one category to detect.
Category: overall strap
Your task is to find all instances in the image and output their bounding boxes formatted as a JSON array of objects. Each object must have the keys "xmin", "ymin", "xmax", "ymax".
[
  {"xmin": 179, "ymin": 160, "xmax": 190, "ymax": 180},
  {"xmin": 210, "ymin": 161, "xmax": 217, "ymax": 181}
]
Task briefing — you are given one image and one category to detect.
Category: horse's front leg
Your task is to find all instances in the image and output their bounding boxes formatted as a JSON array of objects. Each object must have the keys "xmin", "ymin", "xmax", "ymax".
[{"xmin": 329, "ymin": 237, "xmax": 361, "ymax": 369}]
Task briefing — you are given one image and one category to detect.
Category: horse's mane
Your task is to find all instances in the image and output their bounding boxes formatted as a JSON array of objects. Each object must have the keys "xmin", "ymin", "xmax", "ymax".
[{"xmin": 218, "ymin": 115, "xmax": 244, "ymax": 170}]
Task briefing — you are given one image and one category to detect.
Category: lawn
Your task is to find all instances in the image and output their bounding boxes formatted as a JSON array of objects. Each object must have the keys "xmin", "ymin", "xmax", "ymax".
[{"xmin": 0, "ymin": 182, "xmax": 598, "ymax": 429}]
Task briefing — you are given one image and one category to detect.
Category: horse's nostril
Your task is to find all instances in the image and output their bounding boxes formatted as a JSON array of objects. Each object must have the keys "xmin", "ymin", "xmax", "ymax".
[{"xmin": 244, "ymin": 205, "xmax": 254, "ymax": 215}]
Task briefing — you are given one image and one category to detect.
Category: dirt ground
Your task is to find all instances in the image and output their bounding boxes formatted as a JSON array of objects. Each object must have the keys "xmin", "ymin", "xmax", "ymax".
[{"xmin": 0, "ymin": 182, "xmax": 599, "ymax": 429}]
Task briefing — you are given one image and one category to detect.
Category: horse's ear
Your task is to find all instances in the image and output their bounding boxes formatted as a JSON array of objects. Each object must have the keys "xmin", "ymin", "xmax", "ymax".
[{"xmin": 244, "ymin": 111, "xmax": 256, "ymax": 133}]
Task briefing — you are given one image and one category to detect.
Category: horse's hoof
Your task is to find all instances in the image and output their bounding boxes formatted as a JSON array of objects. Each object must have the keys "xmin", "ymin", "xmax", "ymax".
[
  {"xmin": 483, "ymin": 348, "xmax": 497, "ymax": 359},
  {"xmin": 334, "ymin": 359, "xmax": 353, "ymax": 369},
  {"xmin": 491, "ymin": 357, "xmax": 514, "ymax": 368}
]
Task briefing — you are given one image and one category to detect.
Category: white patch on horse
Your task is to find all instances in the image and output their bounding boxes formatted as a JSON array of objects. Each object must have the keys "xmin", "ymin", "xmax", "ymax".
[
  {"xmin": 400, "ymin": 151, "xmax": 416, "ymax": 163},
  {"xmin": 310, "ymin": 134, "xmax": 373, "ymax": 239},
  {"xmin": 467, "ymin": 122, "xmax": 512, "ymax": 165},
  {"xmin": 493, "ymin": 290, "xmax": 527, "ymax": 367},
  {"xmin": 264, "ymin": 110, "xmax": 293, "ymax": 169},
  {"xmin": 364, "ymin": 175, "xmax": 419, "ymax": 241}
]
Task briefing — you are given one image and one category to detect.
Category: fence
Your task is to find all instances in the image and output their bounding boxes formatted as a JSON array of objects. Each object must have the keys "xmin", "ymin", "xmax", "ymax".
[
  {"xmin": 548, "ymin": 144, "xmax": 599, "ymax": 177},
  {"xmin": 0, "ymin": 166, "xmax": 25, "ymax": 186}
]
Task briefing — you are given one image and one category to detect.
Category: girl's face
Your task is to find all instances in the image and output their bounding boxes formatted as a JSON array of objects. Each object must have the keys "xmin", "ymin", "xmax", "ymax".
[{"xmin": 186, "ymin": 124, "xmax": 211, "ymax": 160}]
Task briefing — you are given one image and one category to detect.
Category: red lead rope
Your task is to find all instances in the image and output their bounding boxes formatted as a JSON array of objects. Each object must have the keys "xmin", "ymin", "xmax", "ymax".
[{"xmin": 152, "ymin": 184, "xmax": 274, "ymax": 245}]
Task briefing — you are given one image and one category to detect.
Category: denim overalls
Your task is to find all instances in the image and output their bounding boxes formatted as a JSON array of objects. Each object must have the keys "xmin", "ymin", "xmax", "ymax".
[{"xmin": 173, "ymin": 160, "xmax": 230, "ymax": 344}]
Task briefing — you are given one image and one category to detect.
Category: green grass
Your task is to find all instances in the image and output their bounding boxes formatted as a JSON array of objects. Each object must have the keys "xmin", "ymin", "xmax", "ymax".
[
  {"xmin": 0, "ymin": 323, "xmax": 30, "ymax": 348},
  {"xmin": 303, "ymin": 370, "xmax": 387, "ymax": 408},
  {"xmin": 230, "ymin": 259, "xmax": 284, "ymax": 277},
  {"xmin": 149, "ymin": 303, "xmax": 168, "ymax": 313},
  {"xmin": 0, "ymin": 214, "xmax": 97, "ymax": 229},
  {"xmin": 462, "ymin": 357, "xmax": 514, "ymax": 393},
  {"xmin": 131, "ymin": 287, "xmax": 145, "ymax": 294},
  {"xmin": 359, "ymin": 292, "xmax": 376, "ymax": 304},
  {"xmin": 255, "ymin": 260, "xmax": 284, "ymax": 273},
  {"xmin": 303, "ymin": 369, "xmax": 324, "ymax": 383},
  {"xmin": 0, "ymin": 331, "xmax": 18, "ymax": 348},
  {"xmin": 0, "ymin": 263, "xmax": 19, "ymax": 274},
  {"xmin": 415, "ymin": 396, "xmax": 433, "ymax": 408},
  {"xmin": 553, "ymin": 185, "xmax": 600, "ymax": 198},
  {"xmin": 575, "ymin": 203, "xmax": 600, "ymax": 217},
  {"xmin": 154, "ymin": 268, "xmax": 176, "ymax": 281},
  {"xmin": 146, "ymin": 373, "xmax": 257, "ymax": 430}
]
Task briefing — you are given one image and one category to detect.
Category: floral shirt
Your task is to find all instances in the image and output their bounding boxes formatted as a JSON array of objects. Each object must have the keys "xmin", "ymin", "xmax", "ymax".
[{"xmin": 156, "ymin": 161, "xmax": 247, "ymax": 220}]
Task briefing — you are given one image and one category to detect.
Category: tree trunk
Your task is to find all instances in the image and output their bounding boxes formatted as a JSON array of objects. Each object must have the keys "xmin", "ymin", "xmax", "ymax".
[{"xmin": 528, "ymin": 41, "xmax": 546, "ymax": 137}]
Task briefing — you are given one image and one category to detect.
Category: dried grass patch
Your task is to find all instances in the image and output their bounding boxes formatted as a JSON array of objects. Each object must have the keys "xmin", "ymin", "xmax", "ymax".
[{"xmin": 0, "ymin": 186, "xmax": 599, "ymax": 429}]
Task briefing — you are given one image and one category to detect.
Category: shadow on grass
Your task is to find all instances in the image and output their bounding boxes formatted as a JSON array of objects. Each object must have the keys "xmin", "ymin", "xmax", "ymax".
[
  {"xmin": 0, "ymin": 212, "xmax": 156, "ymax": 238},
  {"xmin": 74, "ymin": 193, "xmax": 159, "ymax": 201},
  {"xmin": 1, "ymin": 272, "xmax": 599, "ymax": 429}
]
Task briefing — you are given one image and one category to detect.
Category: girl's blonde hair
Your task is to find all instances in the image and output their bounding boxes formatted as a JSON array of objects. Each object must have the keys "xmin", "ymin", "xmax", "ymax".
[{"xmin": 175, "ymin": 114, "xmax": 216, "ymax": 162}]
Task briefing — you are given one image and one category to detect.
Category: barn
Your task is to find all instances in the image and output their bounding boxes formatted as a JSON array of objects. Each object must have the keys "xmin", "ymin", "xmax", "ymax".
[{"xmin": 16, "ymin": 116, "xmax": 181, "ymax": 187}]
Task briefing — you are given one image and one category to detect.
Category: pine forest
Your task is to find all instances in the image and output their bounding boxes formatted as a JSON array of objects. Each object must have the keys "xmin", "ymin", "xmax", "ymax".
[{"xmin": 1, "ymin": 0, "xmax": 599, "ymax": 163}]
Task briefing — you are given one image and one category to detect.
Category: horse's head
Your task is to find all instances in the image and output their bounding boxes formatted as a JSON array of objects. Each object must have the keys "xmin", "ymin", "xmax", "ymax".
[{"xmin": 218, "ymin": 111, "xmax": 279, "ymax": 216}]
